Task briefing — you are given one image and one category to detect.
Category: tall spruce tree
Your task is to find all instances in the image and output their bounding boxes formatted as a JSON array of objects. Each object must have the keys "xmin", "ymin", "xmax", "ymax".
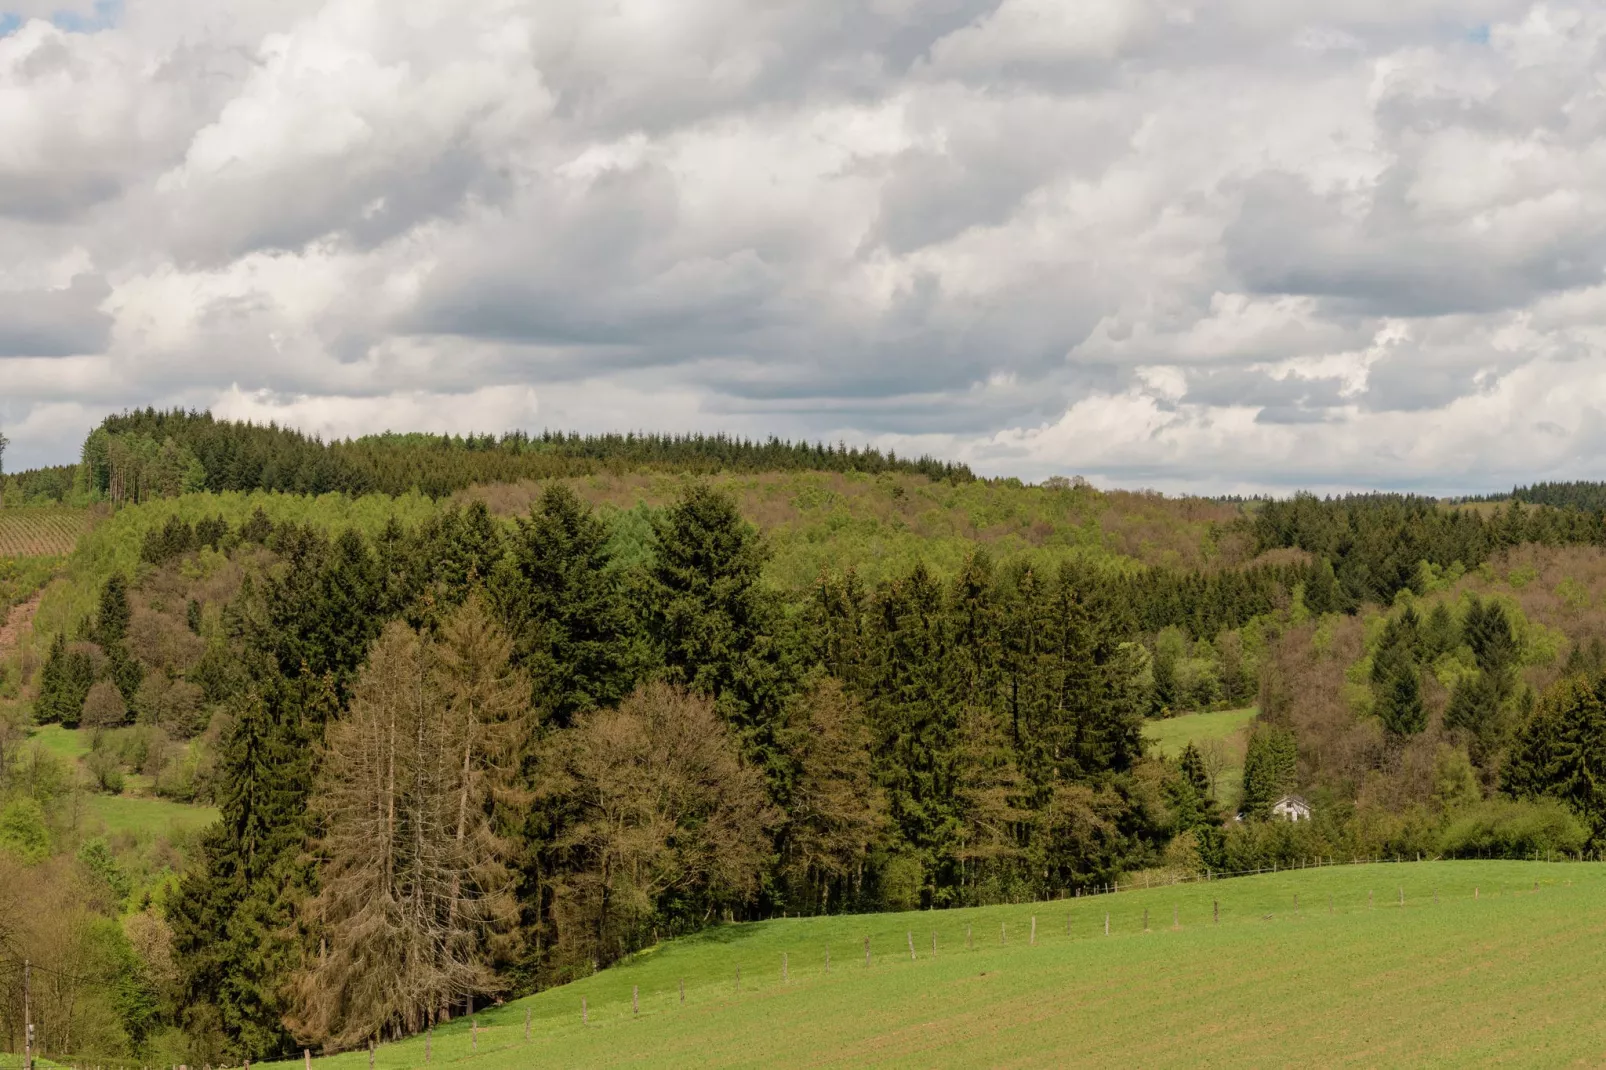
[
  {"xmin": 169, "ymin": 674, "xmax": 325, "ymax": 1060},
  {"xmin": 34, "ymin": 632, "xmax": 93, "ymax": 725},
  {"xmin": 1505, "ymin": 673, "xmax": 1606, "ymax": 846},
  {"xmin": 1240, "ymin": 725, "xmax": 1297, "ymax": 818},
  {"xmin": 1376, "ymin": 662, "xmax": 1426, "ymax": 736},
  {"xmin": 491, "ymin": 484, "xmax": 638, "ymax": 725},
  {"xmin": 1464, "ymin": 597, "xmax": 1518, "ymax": 678},
  {"xmin": 647, "ymin": 484, "xmax": 788, "ymax": 768},
  {"xmin": 97, "ymin": 573, "xmax": 144, "ymax": 704}
]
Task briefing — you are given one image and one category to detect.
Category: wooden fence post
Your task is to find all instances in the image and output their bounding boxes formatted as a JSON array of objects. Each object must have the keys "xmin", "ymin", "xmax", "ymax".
[
  {"xmin": 735, "ymin": 967, "xmax": 741, "ymax": 992},
  {"xmin": 1398, "ymin": 887, "xmax": 1403, "ymax": 907},
  {"xmin": 907, "ymin": 931, "xmax": 916, "ymax": 960},
  {"xmin": 369, "ymin": 1038, "xmax": 375, "ymax": 1069},
  {"xmin": 967, "ymin": 925, "xmax": 973, "ymax": 950},
  {"xmin": 633, "ymin": 985, "xmax": 639, "ymax": 1016},
  {"xmin": 1104, "ymin": 912, "xmax": 1109, "ymax": 936},
  {"xmin": 304, "ymin": 1050, "xmax": 310, "ymax": 1070},
  {"xmin": 680, "ymin": 978, "xmax": 686, "ymax": 1003},
  {"xmin": 825, "ymin": 949, "xmax": 830, "ymax": 973},
  {"xmin": 932, "ymin": 931, "xmax": 937, "ymax": 955},
  {"xmin": 1173, "ymin": 905, "xmax": 1179, "ymax": 930},
  {"xmin": 1475, "ymin": 886, "xmax": 1479, "ymax": 900},
  {"xmin": 783, "ymin": 952, "xmax": 789, "ymax": 983},
  {"xmin": 472, "ymin": 1016, "xmax": 478, "ymax": 1052},
  {"xmin": 865, "ymin": 936, "xmax": 871, "ymax": 966},
  {"xmin": 582, "ymin": 997, "xmax": 588, "ymax": 1025},
  {"xmin": 1143, "ymin": 908, "xmax": 1149, "ymax": 931},
  {"xmin": 525, "ymin": 1006, "xmax": 531, "ymax": 1041},
  {"xmin": 426, "ymin": 1024, "xmax": 432, "ymax": 1063},
  {"xmin": 1294, "ymin": 894, "xmax": 1298, "ymax": 912},
  {"xmin": 1030, "ymin": 916, "xmax": 1036, "ymax": 945},
  {"xmin": 1001, "ymin": 922, "xmax": 1006, "ymax": 945},
  {"xmin": 1213, "ymin": 900, "xmax": 1219, "ymax": 924}
]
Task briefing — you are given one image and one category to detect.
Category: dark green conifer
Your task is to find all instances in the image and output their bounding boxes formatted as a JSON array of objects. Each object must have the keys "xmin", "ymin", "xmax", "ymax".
[
  {"xmin": 1240, "ymin": 725, "xmax": 1297, "ymax": 818},
  {"xmin": 1376, "ymin": 662, "xmax": 1426, "ymax": 736},
  {"xmin": 491, "ymin": 484, "xmax": 639, "ymax": 725}
]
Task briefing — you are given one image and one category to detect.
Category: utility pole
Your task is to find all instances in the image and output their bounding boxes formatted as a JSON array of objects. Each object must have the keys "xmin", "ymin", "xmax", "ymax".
[{"xmin": 23, "ymin": 958, "xmax": 33, "ymax": 1070}]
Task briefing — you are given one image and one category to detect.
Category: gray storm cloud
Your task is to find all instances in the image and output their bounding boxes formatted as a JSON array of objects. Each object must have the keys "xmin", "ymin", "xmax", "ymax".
[{"xmin": 0, "ymin": 0, "xmax": 1603, "ymax": 494}]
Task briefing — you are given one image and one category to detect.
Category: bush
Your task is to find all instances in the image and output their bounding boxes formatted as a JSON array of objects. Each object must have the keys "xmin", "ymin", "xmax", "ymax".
[
  {"xmin": 82, "ymin": 679, "xmax": 129, "ymax": 729},
  {"xmin": 880, "ymin": 853, "xmax": 924, "ymax": 911},
  {"xmin": 1439, "ymin": 798, "xmax": 1588, "ymax": 859},
  {"xmin": 86, "ymin": 748, "xmax": 126, "ymax": 794},
  {"xmin": 0, "ymin": 798, "xmax": 50, "ymax": 862}
]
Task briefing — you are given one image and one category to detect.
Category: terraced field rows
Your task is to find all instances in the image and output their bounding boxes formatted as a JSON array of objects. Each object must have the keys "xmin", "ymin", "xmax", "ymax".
[{"xmin": 0, "ymin": 507, "xmax": 89, "ymax": 557}]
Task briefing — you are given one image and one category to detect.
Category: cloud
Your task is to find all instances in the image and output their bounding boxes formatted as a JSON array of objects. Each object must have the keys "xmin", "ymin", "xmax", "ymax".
[
  {"xmin": 0, "ymin": 274, "xmax": 111, "ymax": 355},
  {"xmin": 0, "ymin": 0, "xmax": 1604, "ymax": 493}
]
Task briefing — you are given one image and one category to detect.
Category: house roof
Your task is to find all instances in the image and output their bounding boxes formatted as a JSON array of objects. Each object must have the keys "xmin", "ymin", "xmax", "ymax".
[{"xmin": 1271, "ymin": 794, "xmax": 1310, "ymax": 810}]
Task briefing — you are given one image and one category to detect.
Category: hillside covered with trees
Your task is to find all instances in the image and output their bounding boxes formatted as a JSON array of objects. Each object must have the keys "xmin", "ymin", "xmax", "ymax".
[{"xmin": 4, "ymin": 412, "xmax": 1606, "ymax": 1065}]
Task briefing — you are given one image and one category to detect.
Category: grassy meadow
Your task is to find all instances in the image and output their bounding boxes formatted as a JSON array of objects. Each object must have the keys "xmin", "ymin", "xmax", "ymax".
[
  {"xmin": 259, "ymin": 860, "xmax": 1606, "ymax": 1068},
  {"xmin": 1145, "ymin": 706, "xmax": 1257, "ymax": 808}
]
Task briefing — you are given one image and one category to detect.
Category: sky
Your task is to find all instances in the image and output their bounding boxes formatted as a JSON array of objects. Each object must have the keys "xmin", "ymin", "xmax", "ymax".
[{"xmin": 0, "ymin": 0, "xmax": 1603, "ymax": 494}]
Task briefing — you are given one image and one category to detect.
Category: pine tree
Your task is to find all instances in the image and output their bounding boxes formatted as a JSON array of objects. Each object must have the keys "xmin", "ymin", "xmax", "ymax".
[
  {"xmin": 490, "ymin": 484, "xmax": 638, "ymax": 725},
  {"xmin": 1422, "ymin": 602, "xmax": 1459, "ymax": 660},
  {"xmin": 1305, "ymin": 556, "xmax": 1341, "ymax": 614},
  {"xmin": 1179, "ymin": 742, "xmax": 1211, "ymax": 798},
  {"xmin": 170, "ymin": 676, "xmax": 322, "ymax": 1060},
  {"xmin": 1376, "ymin": 662, "xmax": 1426, "ymax": 736},
  {"xmin": 1167, "ymin": 743, "xmax": 1221, "ymax": 832},
  {"xmin": 1240, "ymin": 725, "xmax": 1297, "ymax": 818},
  {"xmin": 96, "ymin": 573, "xmax": 144, "ymax": 704},
  {"xmin": 1464, "ymin": 597, "xmax": 1518, "ymax": 677},
  {"xmin": 648, "ymin": 484, "xmax": 788, "ymax": 767},
  {"xmin": 1505, "ymin": 673, "xmax": 1606, "ymax": 845},
  {"xmin": 1445, "ymin": 670, "xmax": 1503, "ymax": 745}
]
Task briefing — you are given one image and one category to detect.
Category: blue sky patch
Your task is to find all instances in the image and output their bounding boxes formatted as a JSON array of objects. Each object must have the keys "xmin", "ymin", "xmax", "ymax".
[{"xmin": 51, "ymin": 0, "xmax": 121, "ymax": 32}]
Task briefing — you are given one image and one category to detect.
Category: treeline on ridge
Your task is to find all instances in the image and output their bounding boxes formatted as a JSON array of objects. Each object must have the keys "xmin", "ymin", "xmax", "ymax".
[{"xmin": 0, "ymin": 410, "xmax": 972, "ymax": 504}]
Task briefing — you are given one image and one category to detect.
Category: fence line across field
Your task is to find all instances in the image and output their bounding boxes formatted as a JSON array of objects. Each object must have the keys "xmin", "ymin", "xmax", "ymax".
[{"xmin": 1, "ymin": 852, "xmax": 1590, "ymax": 1069}]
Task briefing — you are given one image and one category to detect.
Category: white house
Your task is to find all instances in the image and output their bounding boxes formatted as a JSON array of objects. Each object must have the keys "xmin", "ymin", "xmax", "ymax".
[{"xmin": 1270, "ymin": 794, "xmax": 1311, "ymax": 822}]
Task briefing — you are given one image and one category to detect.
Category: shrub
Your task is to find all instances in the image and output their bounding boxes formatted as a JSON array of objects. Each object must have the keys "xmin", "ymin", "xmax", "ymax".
[
  {"xmin": 85, "ymin": 749, "xmax": 126, "ymax": 794},
  {"xmin": 0, "ymin": 798, "xmax": 50, "ymax": 862},
  {"xmin": 1439, "ymin": 798, "xmax": 1588, "ymax": 859}
]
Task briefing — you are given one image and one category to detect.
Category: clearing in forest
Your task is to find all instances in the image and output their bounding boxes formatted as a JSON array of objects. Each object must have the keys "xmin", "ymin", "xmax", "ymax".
[
  {"xmin": 1145, "ymin": 705, "xmax": 1257, "ymax": 807},
  {"xmin": 259, "ymin": 860, "xmax": 1606, "ymax": 1069},
  {"xmin": 0, "ymin": 506, "xmax": 89, "ymax": 557}
]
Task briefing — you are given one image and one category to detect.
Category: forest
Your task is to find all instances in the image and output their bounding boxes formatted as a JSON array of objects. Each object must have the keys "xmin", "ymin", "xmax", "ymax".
[{"xmin": 4, "ymin": 413, "xmax": 1606, "ymax": 1064}]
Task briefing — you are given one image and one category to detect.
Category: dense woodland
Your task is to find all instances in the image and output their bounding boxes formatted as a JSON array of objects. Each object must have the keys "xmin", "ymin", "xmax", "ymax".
[
  {"xmin": 5, "ymin": 415, "xmax": 1606, "ymax": 1063},
  {"xmin": 0, "ymin": 411, "xmax": 969, "ymax": 506}
]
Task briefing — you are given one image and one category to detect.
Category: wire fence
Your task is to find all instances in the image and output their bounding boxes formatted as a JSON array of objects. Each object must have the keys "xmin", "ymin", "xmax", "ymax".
[{"xmin": 0, "ymin": 853, "xmax": 1600, "ymax": 1069}]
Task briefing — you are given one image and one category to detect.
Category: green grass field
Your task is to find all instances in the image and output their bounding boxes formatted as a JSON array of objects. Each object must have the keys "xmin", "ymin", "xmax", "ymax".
[
  {"xmin": 82, "ymin": 793, "xmax": 218, "ymax": 837},
  {"xmin": 1145, "ymin": 706, "xmax": 1257, "ymax": 808},
  {"xmin": 28, "ymin": 722, "xmax": 90, "ymax": 761},
  {"xmin": 25, "ymin": 725, "xmax": 218, "ymax": 837},
  {"xmin": 262, "ymin": 860, "xmax": 1606, "ymax": 1068}
]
